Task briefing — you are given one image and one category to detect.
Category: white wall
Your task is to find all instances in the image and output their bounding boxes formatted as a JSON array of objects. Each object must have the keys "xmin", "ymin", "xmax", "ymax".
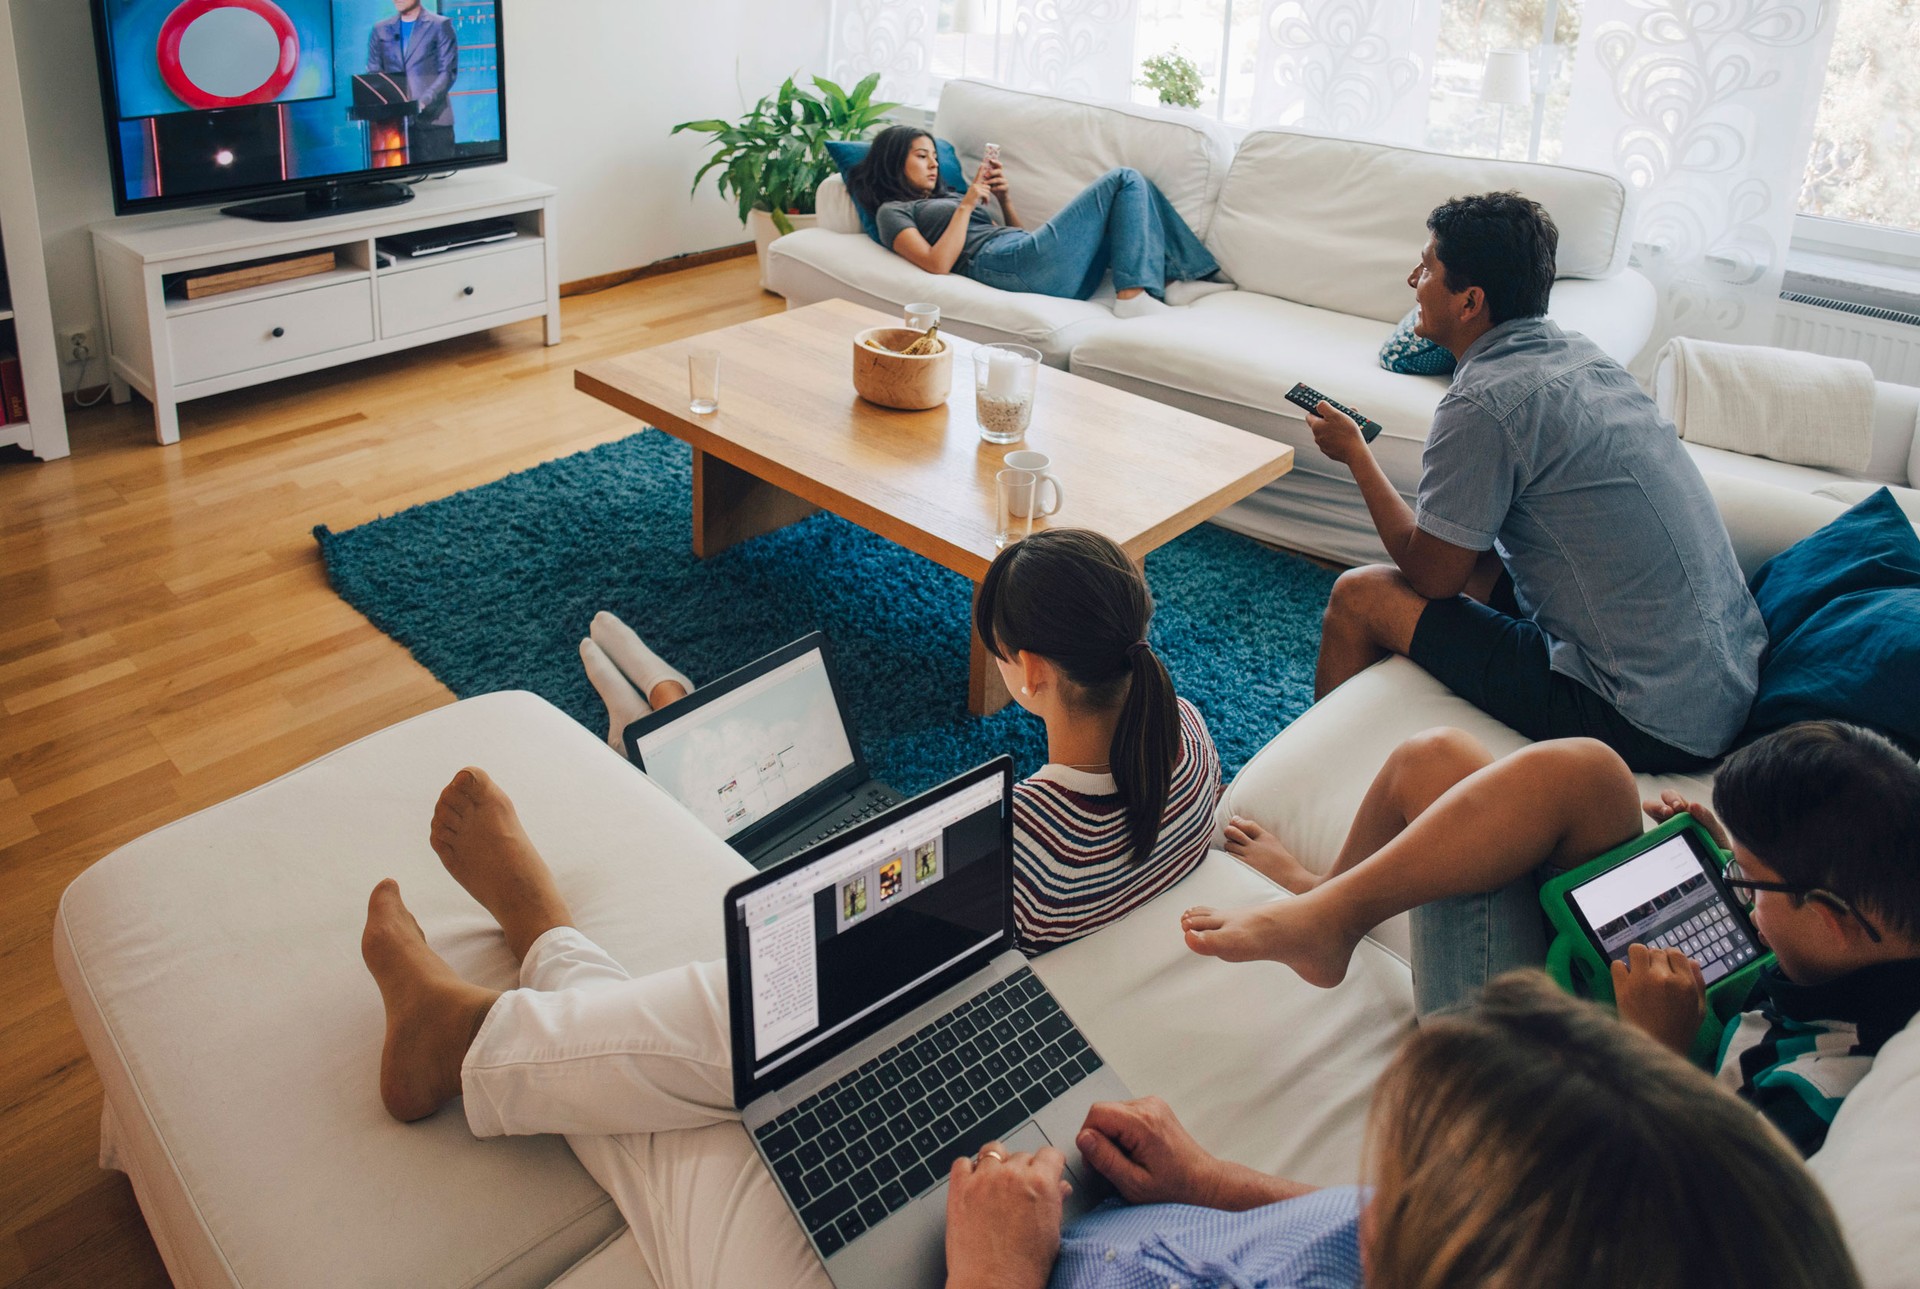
[{"xmin": 8, "ymin": 0, "xmax": 830, "ymax": 390}]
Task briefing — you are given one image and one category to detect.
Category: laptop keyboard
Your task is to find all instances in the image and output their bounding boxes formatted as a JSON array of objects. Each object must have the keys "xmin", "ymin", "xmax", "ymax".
[
  {"xmin": 752, "ymin": 967, "xmax": 1103, "ymax": 1257},
  {"xmin": 1645, "ymin": 902, "xmax": 1756, "ymax": 980},
  {"xmin": 763, "ymin": 785, "xmax": 902, "ymax": 866}
]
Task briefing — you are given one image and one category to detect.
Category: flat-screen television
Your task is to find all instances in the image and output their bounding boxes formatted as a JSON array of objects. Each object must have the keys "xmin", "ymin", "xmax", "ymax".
[{"xmin": 89, "ymin": 0, "xmax": 507, "ymax": 221}]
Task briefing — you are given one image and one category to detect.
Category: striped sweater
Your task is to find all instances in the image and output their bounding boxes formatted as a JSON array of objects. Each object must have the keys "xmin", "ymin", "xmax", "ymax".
[{"xmin": 1012, "ymin": 697, "xmax": 1223, "ymax": 953}]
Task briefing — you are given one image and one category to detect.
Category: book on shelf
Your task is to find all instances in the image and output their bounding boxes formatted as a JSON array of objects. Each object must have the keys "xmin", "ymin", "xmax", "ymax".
[{"xmin": 0, "ymin": 350, "xmax": 26, "ymax": 425}]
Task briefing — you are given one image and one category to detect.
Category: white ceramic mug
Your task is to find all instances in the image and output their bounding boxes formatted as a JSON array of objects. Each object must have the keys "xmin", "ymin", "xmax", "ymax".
[{"xmin": 1002, "ymin": 450, "xmax": 1064, "ymax": 518}]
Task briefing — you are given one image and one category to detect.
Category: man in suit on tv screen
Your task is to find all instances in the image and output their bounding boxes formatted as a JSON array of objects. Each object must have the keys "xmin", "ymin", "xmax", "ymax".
[{"xmin": 367, "ymin": 0, "xmax": 459, "ymax": 163}]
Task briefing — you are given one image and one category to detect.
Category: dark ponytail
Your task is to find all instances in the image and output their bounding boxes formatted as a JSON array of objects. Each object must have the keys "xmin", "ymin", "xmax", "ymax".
[{"xmin": 973, "ymin": 530, "xmax": 1182, "ymax": 864}]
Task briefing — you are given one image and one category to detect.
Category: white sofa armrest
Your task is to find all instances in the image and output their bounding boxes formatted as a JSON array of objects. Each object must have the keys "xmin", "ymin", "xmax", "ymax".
[
  {"xmin": 815, "ymin": 174, "xmax": 864, "ymax": 236},
  {"xmin": 1546, "ymin": 271, "xmax": 1656, "ymax": 368},
  {"xmin": 1655, "ymin": 345, "xmax": 1920, "ymax": 487},
  {"xmin": 1703, "ymin": 473, "xmax": 1847, "ymax": 577}
]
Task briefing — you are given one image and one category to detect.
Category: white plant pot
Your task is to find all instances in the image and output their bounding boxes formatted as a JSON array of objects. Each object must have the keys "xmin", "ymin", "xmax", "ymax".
[{"xmin": 748, "ymin": 207, "xmax": 818, "ymax": 296}]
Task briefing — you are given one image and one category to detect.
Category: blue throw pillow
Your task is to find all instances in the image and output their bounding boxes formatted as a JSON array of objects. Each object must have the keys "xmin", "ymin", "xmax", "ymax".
[
  {"xmin": 1745, "ymin": 487, "xmax": 1920, "ymax": 751},
  {"xmin": 824, "ymin": 137, "xmax": 967, "ymax": 245},
  {"xmin": 1378, "ymin": 308, "xmax": 1455, "ymax": 376}
]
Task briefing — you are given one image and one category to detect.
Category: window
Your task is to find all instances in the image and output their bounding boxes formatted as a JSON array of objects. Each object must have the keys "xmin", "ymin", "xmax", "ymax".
[{"xmin": 1796, "ymin": 0, "xmax": 1920, "ymax": 249}]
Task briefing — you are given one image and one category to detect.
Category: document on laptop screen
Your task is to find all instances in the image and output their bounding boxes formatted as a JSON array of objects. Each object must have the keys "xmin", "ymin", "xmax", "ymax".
[
  {"xmin": 636, "ymin": 649, "xmax": 857, "ymax": 840},
  {"xmin": 738, "ymin": 776, "xmax": 1005, "ymax": 1080}
]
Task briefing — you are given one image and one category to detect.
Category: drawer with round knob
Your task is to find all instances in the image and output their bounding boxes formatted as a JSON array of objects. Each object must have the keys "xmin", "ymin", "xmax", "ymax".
[
  {"xmin": 378, "ymin": 244, "xmax": 547, "ymax": 338},
  {"xmin": 170, "ymin": 280, "xmax": 375, "ymax": 386}
]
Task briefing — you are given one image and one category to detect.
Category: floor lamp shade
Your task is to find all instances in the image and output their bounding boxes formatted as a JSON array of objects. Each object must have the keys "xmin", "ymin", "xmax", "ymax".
[{"xmin": 1480, "ymin": 49, "xmax": 1533, "ymax": 106}]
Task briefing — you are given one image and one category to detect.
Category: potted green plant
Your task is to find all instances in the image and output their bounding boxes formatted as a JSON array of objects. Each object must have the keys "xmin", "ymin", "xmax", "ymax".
[
  {"xmin": 1137, "ymin": 48, "xmax": 1204, "ymax": 109},
  {"xmin": 673, "ymin": 73, "xmax": 898, "ymax": 292}
]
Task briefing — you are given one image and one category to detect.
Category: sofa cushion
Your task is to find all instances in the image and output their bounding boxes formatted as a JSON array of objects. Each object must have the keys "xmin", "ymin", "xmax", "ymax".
[
  {"xmin": 1035, "ymin": 851, "xmax": 1414, "ymax": 1185},
  {"xmin": 932, "ymin": 78, "xmax": 1235, "ymax": 239},
  {"xmin": 766, "ymin": 228, "xmax": 1121, "ymax": 366},
  {"xmin": 824, "ymin": 137, "xmax": 967, "ymax": 244},
  {"xmin": 1067, "ymin": 290, "xmax": 1449, "ymax": 495},
  {"xmin": 1207, "ymin": 128, "xmax": 1632, "ymax": 324},
  {"xmin": 1746, "ymin": 488, "xmax": 1920, "ymax": 750},
  {"xmin": 1378, "ymin": 307, "xmax": 1455, "ymax": 376}
]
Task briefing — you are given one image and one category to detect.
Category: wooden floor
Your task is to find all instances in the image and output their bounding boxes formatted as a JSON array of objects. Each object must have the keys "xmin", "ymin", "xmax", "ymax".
[{"xmin": 0, "ymin": 257, "xmax": 783, "ymax": 1287}]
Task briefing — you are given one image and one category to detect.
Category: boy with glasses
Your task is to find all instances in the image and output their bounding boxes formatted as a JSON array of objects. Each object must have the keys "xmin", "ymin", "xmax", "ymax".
[{"xmin": 1182, "ymin": 719, "xmax": 1920, "ymax": 1155}]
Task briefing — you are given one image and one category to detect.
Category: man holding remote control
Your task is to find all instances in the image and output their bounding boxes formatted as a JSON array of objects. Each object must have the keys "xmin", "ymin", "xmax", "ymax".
[{"xmin": 1306, "ymin": 192, "xmax": 1765, "ymax": 772}]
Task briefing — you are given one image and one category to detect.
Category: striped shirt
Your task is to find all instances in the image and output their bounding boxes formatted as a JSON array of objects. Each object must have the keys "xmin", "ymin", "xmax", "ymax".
[
  {"xmin": 1013, "ymin": 698, "xmax": 1223, "ymax": 953},
  {"xmin": 1716, "ymin": 958, "xmax": 1920, "ymax": 1156}
]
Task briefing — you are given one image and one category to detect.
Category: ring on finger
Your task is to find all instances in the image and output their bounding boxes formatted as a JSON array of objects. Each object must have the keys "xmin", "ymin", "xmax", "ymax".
[{"xmin": 976, "ymin": 1148, "xmax": 1006, "ymax": 1165}]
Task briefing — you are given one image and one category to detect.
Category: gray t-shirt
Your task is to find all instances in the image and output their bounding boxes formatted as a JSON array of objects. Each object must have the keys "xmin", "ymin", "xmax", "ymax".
[
  {"xmin": 876, "ymin": 198, "xmax": 1011, "ymax": 267},
  {"xmin": 1415, "ymin": 317, "xmax": 1766, "ymax": 757}
]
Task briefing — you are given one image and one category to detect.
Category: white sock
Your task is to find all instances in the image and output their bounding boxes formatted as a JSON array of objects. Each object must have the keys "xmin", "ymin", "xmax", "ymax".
[
  {"xmin": 591, "ymin": 611, "xmax": 694, "ymax": 702},
  {"xmin": 1114, "ymin": 292, "xmax": 1170, "ymax": 319},
  {"xmin": 580, "ymin": 637, "xmax": 650, "ymax": 750},
  {"xmin": 1164, "ymin": 277, "xmax": 1236, "ymax": 306}
]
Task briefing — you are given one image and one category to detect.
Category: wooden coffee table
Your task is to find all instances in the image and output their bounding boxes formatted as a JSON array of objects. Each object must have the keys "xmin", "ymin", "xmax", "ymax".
[{"xmin": 575, "ymin": 299, "xmax": 1293, "ymax": 714}]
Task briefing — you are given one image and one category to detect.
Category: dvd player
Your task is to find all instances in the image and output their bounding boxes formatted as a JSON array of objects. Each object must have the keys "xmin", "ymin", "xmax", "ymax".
[{"xmin": 379, "ymin": 217, "xmax": 519, "ymax": 258}]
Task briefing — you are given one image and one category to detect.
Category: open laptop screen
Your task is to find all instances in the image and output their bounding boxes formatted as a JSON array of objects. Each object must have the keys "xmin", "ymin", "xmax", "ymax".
[
  {"xmin": 633, "ymin": 641, "xmax": 858, "ymax": 842},
  {"xmin": 727, "ymin": 761, "xmax": 1013, "ymax": 1108}
]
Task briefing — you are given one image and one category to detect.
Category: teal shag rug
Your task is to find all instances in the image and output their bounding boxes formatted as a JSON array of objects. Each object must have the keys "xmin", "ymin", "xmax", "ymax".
[{"xmin": 314, "ymin": 431, "xmax": 1337, "ymax": 794}]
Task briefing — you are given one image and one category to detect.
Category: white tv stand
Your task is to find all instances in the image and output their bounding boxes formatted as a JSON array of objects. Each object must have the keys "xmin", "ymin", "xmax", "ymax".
[{"xmin": 91, "ymin": 172, "xmax": 560, "ymax": 445}]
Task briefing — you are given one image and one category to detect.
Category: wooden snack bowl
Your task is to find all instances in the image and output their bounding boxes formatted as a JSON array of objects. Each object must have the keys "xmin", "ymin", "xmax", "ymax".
[{"xmin": 852, "ymin": 326, "xmax": 952, "ymax": 410}]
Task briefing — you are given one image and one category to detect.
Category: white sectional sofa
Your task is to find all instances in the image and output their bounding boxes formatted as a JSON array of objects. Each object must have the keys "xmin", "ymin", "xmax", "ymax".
[
  {"xmin": 769, "ymin": 78, "xmax": 1658, "ymax": 566},
  {"xmin": 54, "ymin": 474, "xmax": 1920, "ymax": 1287},
  {"xmin": 772, "ymin": 79, "xmax": 1920, "ymax": 568}
]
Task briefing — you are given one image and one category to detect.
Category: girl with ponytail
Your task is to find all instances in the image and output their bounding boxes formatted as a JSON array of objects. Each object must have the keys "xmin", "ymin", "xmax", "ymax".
[
  {"xmin": 973, "ymin": 528, "xmax": 1223, "ymax": 951},
  {"xmin": 577, "ymin": 527, "xmax": 1221, "ymax": 954}
]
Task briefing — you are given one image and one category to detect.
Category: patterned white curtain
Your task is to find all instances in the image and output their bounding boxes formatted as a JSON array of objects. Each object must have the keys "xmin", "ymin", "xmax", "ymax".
[
  {"xmin": 1004, "ymin": 0, "xmax": 1138, "ymax": 100},
  {"xmin": 831, "ymin": 0, "xmax": 939, "ymax": 108},
  {"xmin": 1560, "ymin": 0, "xmax": 1839, "ymax": 364},
  {"xmin": 1250, "ymin": 0, "xmax": 1439, "ymax": 143}
]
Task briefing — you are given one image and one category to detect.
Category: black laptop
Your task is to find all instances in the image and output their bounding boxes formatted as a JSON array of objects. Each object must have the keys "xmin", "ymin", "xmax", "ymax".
[{"xmin": 622, "ymin": 633, "xmax": 902, "ymax": 869}]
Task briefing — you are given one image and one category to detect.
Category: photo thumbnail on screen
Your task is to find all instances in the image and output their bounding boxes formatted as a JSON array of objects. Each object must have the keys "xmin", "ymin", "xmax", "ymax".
[{"xmin": 100, "ymin": 0, "xmax": 503, "ymax": 207}]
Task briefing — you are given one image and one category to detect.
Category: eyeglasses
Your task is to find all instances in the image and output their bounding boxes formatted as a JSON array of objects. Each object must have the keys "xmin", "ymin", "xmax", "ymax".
[{"xmin": 1722, "ymin": 857, "xmax": 1882, "ymax": 944}]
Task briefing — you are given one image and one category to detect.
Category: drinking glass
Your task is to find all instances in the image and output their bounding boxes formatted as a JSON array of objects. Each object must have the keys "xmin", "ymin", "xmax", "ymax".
[
  {"xmin": 688, "ymin": 350, "xmax": 720, "ymax": 415},
  {"xmin": 973, "ymin": 343, "xmax": 1040, "ymax": 444},
  {"xmin": 904, "ymin": 302, "xmax": 940, "ymax": 332},
  {"xmin": 995, "ymin": 468, "xmax": 1038, "ymax": 548}
]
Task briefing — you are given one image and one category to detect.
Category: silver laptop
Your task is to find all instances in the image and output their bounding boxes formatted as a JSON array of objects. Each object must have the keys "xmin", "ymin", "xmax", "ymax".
[
  {"xmin": 623, "ymin": 632, "xmax": 902, "ymax": 869},
  {"xmin": 724, "ymin": 757, "xmax": 1130, "ymax": 1287}
]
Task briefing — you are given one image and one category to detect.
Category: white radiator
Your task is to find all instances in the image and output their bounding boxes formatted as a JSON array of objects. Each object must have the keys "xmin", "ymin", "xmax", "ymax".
[{"xmin": 1772, "ymin": 294, "xmax": 1920, "ymax": 387}]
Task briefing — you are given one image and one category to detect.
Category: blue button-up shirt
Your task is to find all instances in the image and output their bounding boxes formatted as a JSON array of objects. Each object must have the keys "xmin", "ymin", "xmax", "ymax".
[
  {"xmin": 1415, "ymin": 317, "xmax": 1766, "ymax": 758},
  {"xmin": 1049, "ymin": 1185, "xmax": 1364, "ymax": 1289}
]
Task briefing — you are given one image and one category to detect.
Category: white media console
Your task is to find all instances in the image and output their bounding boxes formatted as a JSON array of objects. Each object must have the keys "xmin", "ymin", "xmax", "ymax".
[{"xmin": 91, "ymin": 172, "xmax": 560, "ymax": 445}]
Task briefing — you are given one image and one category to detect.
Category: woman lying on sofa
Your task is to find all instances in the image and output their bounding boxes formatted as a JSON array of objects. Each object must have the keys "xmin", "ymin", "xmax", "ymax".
[
  {"xmin": 846, "ymin": 124, "xmax": 1227, "ymax": 317},
  {"xmin": 360, "ymin": 794, "xmax": 1856, "ymax": 1289},
  {"xmin": 578, "ymin": 528, "xmax": 1222, "ymax": 953}
]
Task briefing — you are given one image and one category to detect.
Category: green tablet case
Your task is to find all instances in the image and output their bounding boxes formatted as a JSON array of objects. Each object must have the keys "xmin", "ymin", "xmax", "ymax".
[{"xmin": 1540, "ymin": 813, "xmax": 1774, "ymax": 1068}]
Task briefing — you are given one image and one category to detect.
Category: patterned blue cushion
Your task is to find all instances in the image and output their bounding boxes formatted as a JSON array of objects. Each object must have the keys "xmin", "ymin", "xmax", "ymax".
[{"xmin": 1378, "ymin": 308, "xmax": 1456, "ymax": 376}]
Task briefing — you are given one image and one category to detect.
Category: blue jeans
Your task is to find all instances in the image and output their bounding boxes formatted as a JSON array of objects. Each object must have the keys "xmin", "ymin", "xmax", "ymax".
[
  {"xmin": 962, "ymin": 167, "xmax": 1218, "ymax": 301},
  {"xmin": 1410, "ymin": 863, "xmax": 1555, "ymax": 1017}
]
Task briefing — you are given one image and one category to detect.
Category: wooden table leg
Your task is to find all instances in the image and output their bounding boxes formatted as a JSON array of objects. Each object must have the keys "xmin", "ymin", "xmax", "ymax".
[
  {"xmin": 692, "ymin": 449, "xmax": 819, "ymax": 558},
  {"xmin": 968, "ymin": 585, "xmax": 1013, "ymax": 716}
]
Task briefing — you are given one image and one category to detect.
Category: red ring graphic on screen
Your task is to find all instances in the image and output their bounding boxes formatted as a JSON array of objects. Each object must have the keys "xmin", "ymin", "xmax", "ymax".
[{"xmin": 156, "ymin": 0, "xmax": 300, "ymax": 110}]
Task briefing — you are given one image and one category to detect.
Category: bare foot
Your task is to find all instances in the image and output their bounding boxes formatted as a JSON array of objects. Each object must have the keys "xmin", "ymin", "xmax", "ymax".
[
  {"xmin": 361, "ymin": 879, "xmax": 499, "ymax": 1121},
  {"xmin": 1180, "ymin": 895, "xmax": 1366, "ymax": 989},
  {"xmin": 1222, "ymin": 816, "xmax": 1321, "ymax": 894},
  {"xmin": 429, "ymin": 767, "xmax": 575, "ymax": 960}
]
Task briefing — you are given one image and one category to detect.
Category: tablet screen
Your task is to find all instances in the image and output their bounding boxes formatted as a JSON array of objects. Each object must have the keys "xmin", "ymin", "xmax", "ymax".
[{"xmin": 1566, "ymin": 831, "xmax": 1762, "ymax": 985}]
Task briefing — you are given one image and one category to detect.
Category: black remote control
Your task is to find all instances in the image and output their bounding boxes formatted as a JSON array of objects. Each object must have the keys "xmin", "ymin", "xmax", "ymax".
[{"xmin": 1285, "ymin": 382, "xmax": 1384, "ymax": 443}]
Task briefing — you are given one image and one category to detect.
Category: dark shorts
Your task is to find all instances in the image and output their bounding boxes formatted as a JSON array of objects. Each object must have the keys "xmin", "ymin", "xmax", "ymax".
[{"xmin": 1407, "ymin": 574, "xmax": 1713, "ymax": 775}]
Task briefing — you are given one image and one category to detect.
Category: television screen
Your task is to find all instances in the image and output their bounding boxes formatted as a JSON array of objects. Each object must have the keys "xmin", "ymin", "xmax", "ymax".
[{"xmin": 93, "ymin": 0, "xmax": 506, "ymax": 215}]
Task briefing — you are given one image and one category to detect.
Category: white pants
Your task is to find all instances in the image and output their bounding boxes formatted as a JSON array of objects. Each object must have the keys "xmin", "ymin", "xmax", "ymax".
[{"xmin": 461, "ymin": 926, "xmax": 831, "ymax": 1289}]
